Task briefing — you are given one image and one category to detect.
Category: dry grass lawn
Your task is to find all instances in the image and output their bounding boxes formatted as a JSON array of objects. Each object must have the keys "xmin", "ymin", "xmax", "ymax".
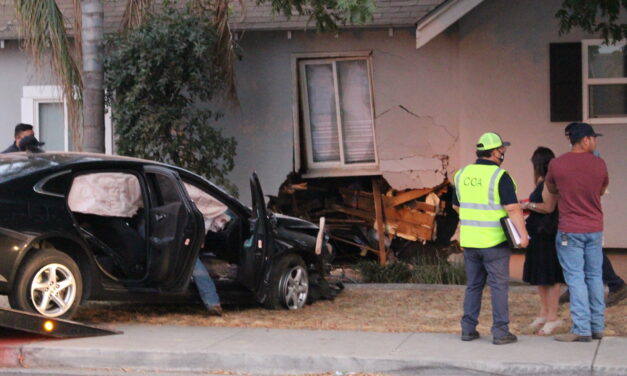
[{"xmin": 74, "ymin": 285, "xmax": 626, "ymax": 337}]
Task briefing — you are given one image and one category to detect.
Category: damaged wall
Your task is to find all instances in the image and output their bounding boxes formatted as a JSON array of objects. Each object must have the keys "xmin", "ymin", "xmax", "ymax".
[
  {"xmin": 220, "ymin": 0, "xmax": 627, "ymax": 248},
  {"xmin": 376, "ymin": 106, "xmax": 456, "ymax": 189},
  {"xmin": 222, "ymin": 28, "xmax": 461, "ymax": 204}
]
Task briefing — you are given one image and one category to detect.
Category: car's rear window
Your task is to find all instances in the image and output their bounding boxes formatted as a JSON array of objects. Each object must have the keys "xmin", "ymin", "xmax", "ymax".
[{"xmin": 0, "ymin": 154, "xmax": 61, "ymax": 183}]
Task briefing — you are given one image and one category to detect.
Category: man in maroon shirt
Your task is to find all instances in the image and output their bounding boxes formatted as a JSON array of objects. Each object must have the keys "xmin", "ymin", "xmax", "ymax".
[{"xmin": 545, "ymin": 122, "xmax": 608, "ymax": 342}]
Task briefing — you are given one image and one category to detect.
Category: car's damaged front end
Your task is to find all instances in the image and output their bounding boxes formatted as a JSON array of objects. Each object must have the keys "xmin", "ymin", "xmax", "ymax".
[{"xmin": 258, "ymin": 212, "xmax": 340, "ymax": 307}]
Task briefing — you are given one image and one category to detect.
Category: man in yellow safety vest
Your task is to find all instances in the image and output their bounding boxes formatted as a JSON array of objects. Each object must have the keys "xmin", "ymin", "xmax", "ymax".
[{"xmin": 453, "ymin": 132, "xmax": 528, "ymax": 345}]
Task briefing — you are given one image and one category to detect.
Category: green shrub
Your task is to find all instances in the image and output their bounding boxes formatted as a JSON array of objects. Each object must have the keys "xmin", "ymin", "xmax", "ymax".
[
  {"xmin": 358, "ymin": 261, "xmax": 412, "ymax": 283},
  {"xmin": 104, "ymin": 3, "xmax": 237, "ymax": 194},
  {"xmin": 358, "ymin": 256, "xmax": 466, "ymax": 285}
]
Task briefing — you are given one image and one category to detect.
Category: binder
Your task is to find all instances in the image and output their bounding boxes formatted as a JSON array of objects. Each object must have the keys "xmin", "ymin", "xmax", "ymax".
[{"xmin": 500, "ymin": 217, "xmax": 523, "ymax": 249}]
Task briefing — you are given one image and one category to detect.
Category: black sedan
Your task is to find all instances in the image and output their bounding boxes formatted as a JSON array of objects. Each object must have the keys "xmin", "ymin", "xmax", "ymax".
[{"xmin": 0, "ymin": 152, "xmax": 335, "ymax": 319}]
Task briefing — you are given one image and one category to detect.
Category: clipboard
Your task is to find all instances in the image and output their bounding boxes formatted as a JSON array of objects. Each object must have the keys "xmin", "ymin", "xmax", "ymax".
[{"xmin": 500, "ymin": 217, "xmax": 523, "ymax": 249}]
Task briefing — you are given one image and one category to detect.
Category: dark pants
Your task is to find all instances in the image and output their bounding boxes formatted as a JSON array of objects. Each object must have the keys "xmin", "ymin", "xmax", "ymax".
[
  {"xmin": 461, "ymin": 246, "xmax": 511, "ymax": 338},
  {"xmin": 603, "ymin": 253, "xmax": 625, "ymax": 293}
]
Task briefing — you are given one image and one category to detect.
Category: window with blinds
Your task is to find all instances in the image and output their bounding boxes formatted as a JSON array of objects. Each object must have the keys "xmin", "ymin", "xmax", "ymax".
[{"xmin": 299, "ymin": 57, "xmax": 377, "ymax": 170}]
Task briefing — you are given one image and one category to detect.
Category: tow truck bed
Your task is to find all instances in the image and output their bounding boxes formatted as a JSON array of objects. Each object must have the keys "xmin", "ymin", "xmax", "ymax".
[{"xmin": 0, "ymin": 308, "xmax": 120, "ymax": 338}]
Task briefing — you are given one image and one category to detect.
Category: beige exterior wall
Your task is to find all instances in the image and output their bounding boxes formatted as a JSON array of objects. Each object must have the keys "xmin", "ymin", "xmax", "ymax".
[
  {"xmin": 457, "ymin": 0, "xmax": 626, "ymax": 247},
  {"xmin": 0, "ymin": 40, "xmax": 56, "ymax": 143},
  {"xmin": 222, "ymin": 28, "xmax": 460, "ymax": 204},
  {"xmin": 225, "ymin": 0, "xmax": 626, "ymax": 248}
]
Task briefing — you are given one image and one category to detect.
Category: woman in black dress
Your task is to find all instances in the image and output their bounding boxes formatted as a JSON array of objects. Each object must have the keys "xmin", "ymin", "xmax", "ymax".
[{"xmin": 521, "ymin": 147, "xmax": 564, "ymax": 335}]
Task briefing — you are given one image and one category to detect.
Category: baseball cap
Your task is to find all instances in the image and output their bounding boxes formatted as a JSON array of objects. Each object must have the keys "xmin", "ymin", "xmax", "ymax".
[
  {"xmin": 566, "ymin": 122, "xmax": 602, "ymax": 141},
  {"xmin": 476, "ymin": 132, "xmax": 510, "ymax": 151}
]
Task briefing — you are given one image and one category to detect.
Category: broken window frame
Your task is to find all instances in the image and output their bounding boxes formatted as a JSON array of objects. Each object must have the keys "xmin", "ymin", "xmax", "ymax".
[{"xmin": 298, "ymin": 56, "xmax": 379, "ymax": 174}]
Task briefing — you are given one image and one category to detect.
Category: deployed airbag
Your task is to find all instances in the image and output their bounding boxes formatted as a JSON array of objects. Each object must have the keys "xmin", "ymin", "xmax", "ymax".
[
  {"xmin": 184, "ymin": 183, "xmax": 231, "ymax": 233},
  {"xmin": 68, "ymin": 173, "xmax": 143, "ymax": 217}
]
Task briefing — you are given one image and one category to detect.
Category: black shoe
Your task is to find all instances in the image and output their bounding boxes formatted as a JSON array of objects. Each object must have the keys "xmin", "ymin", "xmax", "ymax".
[
  {"xmin": 555, "ymin": 333, "xmax": 592, "ymax": 342},
  {"xmin": 607, "ymin": 285, "xmax": 627, "ymax": 307},
  {"xmin": 493, "ymin": 332, "xmax": 517, "ymax": 345},
  {"xmin": 206, "ymin": 304, "xmax": 223, "ymax": 316},
  {"xmin": 592, "ymin": 332, "xmax": 603, "ymax": 340},
  {"xmin": 559, "ymin": 290, "xmax": 570, "ymax": 305},
  {"xmin": 461, "ymin": 330, "xmax": 480, "ymax": 341}
]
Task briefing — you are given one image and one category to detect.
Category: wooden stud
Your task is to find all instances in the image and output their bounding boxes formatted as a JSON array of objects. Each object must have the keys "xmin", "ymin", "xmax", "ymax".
[{"xmin": 372, "ymin": 177, "xmax": 387, "ymax": 265}]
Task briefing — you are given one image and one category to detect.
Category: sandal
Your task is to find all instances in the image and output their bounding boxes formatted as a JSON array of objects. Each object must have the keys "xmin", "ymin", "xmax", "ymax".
[
  {"xmin": 521, "ymin": 317, "xmax": 546, "ymax": 335},
  {"xmin": 538, "ymin": 319, "xmax": 563, "ymax": 335},
  {"xmin": 527, "ymin": 317, "xmax": 547, "ymax": 331}
]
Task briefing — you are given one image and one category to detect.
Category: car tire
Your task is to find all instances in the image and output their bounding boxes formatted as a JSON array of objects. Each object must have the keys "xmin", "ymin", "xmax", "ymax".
[
  {"xmin": 9, "ymin": 248, "xmax": 83, "ymax": 319},
  {"xmin": 265, "ymin": 254, "xmax": 309, "ymax": 310}
]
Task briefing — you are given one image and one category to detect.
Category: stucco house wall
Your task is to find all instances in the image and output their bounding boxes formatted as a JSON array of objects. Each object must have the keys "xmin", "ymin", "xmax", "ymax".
[
  {"xmin": 0, "ymin": 0, "xmax": 625, "ymax": 247},
  {"xmin": 0, "ymin": 40, "xmax": 56, "ymax": 145},
  {"xmin": 224, "ymin": 0, "xmax": 626, "ymax": 248},
  {"xmin": 222, "ymin": 28, "xmax": 460, "ymax": 203},
  {"xmin": 456, "ymin": 0, "xmax": 626, "ymax": 247}
]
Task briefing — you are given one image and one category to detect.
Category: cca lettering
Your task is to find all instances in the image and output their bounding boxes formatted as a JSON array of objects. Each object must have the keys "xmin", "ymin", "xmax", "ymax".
[{"xmin": 464, "ymin": 177, "xmax": 482, "ymax": 187}]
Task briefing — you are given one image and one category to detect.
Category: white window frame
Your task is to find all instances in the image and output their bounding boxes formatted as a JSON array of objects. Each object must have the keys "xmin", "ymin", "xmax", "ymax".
[
  {"xmin": 582, "ymin": 39, "xmax": 627, "ymax": 124},
  {"xmin": 21, "ymin": 85, "xmax": 70, "ymax": 151},
  {"xmin": 297, "ymin": 54, "xmax": 379, "ymax": 177},
  {"xmin": 21, "ymin": 85, "xmax": 114, "ymax": 153}
]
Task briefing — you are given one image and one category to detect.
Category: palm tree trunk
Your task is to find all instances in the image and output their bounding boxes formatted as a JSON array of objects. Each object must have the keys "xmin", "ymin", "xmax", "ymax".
[{"xmin": 81, "ymin": 0, "xmax": 104, "ymax": 153}]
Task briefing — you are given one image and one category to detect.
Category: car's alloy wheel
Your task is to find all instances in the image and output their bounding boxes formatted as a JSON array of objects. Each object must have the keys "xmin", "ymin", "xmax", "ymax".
[
  {"xmin": 279, "ymin": 264, "xmax": 308, "ymax": 310},
  {"xmin": 30, "ymin": 263, "xmax": 77, "ymax": 317},
  {"xmin": 265, "ymin": 253, "xmax": 309, "ymax": 310},
  {"xmin": 9, "ymin": 249, "xmax": 83, "ymax": 319}
]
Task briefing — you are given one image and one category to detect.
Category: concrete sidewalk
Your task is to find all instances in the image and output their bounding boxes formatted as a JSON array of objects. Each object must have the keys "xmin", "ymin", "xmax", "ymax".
[{"xmin": 1, "ymin": 325, "xmax": 626, "ymax": 375}]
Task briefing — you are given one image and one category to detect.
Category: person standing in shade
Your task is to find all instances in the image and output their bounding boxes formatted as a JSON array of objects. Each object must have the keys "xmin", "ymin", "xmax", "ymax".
[
  {"xmin": 3, "ymin": 123, "xmax": 35, "ymax": 153},
  {"xmin": 558, "ymin": 124, "xmax": 626, "ymax": 308},
  {"xmin": 546, "ymin": 122, "xmax": 608, "ymax": 342},
  {"xmin": 520, "ymin": 147, "xmax": 564, "ymax": 335},
  {"xmin": 453, "ymin": 132, "xmax": 528, "ymax": 345}
]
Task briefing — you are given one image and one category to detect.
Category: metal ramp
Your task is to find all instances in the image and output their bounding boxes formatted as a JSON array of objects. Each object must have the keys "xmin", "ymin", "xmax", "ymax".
[{"xmin": 0, "ymin": 308, "xmax": 121, "ymax": 338}]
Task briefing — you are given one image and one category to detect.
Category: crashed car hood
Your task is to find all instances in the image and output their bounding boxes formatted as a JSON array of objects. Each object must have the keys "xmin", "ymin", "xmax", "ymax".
[{"xmin": 272, "ymin": 213, "xmax": 319, "ymax": 231}]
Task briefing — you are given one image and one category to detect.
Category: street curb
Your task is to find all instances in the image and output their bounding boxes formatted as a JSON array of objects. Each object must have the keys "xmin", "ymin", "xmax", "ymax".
[
  {"xmin": 0, "ymin": 347, "xmax": 20, "ymax": 368},
  {"xmin": 10, "ymin": 344, "xmax": 624, "ymax": 375},
  {"xmin": 343, "ymin": 283, "xmax": 536, "ymax": 292}
]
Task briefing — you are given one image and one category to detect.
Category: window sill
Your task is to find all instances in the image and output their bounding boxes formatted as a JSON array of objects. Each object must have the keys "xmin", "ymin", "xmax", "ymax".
[
  {"xmin": 586, "ymin": 117, "xmax": 627, "ymax": 125},
  {"xmin": 302, "ymin": 167, "xmax": 381, "ymax": 178}
]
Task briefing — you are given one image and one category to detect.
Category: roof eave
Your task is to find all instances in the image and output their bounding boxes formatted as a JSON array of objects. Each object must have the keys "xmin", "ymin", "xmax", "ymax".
[{"xmin": 415, "ymin": 0, "xmax": 483, "ymax": 49}]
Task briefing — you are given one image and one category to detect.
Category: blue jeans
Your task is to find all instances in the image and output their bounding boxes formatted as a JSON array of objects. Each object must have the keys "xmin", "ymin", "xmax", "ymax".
[
  {"xmin": 556, "ymin": 231, "xmax": 604, "ymax": 336},
  {"xmin": 193, "ymin": 258, "xmax": 220, "ymax": 307},
  {"xmin": 461, "ymin": 246, "xmax": 511, "ymax": 338}
]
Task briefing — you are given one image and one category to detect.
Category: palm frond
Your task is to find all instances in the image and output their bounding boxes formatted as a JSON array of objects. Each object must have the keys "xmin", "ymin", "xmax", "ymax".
[
  {"xmin": 122, "ymin": 0, "xmax": 155, "ymax": 30},
  {"xmin": 14, "ymin": 0, "xmax": 83, "ymax": 150}
]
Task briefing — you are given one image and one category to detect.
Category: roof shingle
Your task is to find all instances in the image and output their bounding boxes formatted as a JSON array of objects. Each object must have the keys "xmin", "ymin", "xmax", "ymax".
[{"xmin": 0, "ymin": 0, "xmax": 446, "ymax": 39}]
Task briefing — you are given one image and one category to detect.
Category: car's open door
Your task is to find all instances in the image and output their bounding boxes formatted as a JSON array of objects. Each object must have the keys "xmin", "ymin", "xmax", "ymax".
[
  {"xmin": 143, "ymin": 166, "xmax": 204, "ymax": 291},
  {"xmin": 238, "ymin": 172, "xmax": 273, "ymax": 291}
]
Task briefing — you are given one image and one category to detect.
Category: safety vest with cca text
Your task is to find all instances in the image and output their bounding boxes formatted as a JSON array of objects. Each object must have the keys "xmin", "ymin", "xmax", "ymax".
[{"xmin": 454, "ymin": 164, "xmax": 516, "ymax": 248}]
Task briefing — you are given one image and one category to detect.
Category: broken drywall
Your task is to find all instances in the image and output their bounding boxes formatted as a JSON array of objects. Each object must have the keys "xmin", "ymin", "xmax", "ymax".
[{"xmin": 375, "ymin": 104, "xmax": 458, "ymax": 189}]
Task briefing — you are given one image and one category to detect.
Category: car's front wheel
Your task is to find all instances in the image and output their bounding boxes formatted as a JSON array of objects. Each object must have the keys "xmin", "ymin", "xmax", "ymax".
[
  {"xmin": 9, "ymin": 249, "xmax": 83, "ymax": 319},
  {"xmin": 266, "ymin": 254, "xmax": 308, "ymax": 310}
]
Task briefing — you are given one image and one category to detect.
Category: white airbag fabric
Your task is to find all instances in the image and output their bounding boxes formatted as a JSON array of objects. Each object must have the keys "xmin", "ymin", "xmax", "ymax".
[
  {"xmin": 184, "ymin": 183, "xmax": 231, "ymax": 233},
  {"xmin": 68, "ymin": 173, "xmax": 143, "ymax": 217}
]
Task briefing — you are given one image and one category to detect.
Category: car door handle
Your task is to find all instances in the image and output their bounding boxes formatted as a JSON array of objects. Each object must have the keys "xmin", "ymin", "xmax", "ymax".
[{"xmin": 155, "ymin": 213, "xmax": 167, "ymax": 222}]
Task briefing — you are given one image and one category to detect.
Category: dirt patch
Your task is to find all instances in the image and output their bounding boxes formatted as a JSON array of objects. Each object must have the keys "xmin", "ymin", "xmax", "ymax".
[{"xmin": 74, "ymin": 286, "xmax": 626, "ymax": 336}]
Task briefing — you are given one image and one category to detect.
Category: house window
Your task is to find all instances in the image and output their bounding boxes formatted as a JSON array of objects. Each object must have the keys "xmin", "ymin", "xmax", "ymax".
[
  {"xmin": 299, "ymin": 57, "xmax": 378, "ymax": 172},
  {"xmin": 582, "ymin": 40, "xmax": 627, "ymax": 124},
  {"xmin": 21, "ymin": 86, "xmax": 71, "ymax": 151},
  {"xmin": 21, "ymin": 85, "xmax": 114, "ymax": 153}
]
